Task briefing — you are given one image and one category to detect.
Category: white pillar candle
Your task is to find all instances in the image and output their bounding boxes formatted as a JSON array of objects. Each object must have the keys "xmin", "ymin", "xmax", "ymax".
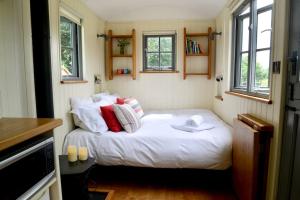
[
  {"xmin": 67, "ymin": 145, "xmax": 77, "ymax": 162},
  {"xmin": 78, "ymin": 146, "xmax": 88, "ymax": 161}
]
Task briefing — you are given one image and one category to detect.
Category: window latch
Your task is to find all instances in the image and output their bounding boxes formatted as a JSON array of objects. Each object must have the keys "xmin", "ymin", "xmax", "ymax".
[{"xmin": 249, "ymin": 24, "xmax": 253, "ymax": 30}]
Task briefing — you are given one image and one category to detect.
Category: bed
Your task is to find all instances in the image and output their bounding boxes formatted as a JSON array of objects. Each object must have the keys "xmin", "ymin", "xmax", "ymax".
[{"xmin": 63, "ymin": 109, "xmax": 232, "ymax": 170}]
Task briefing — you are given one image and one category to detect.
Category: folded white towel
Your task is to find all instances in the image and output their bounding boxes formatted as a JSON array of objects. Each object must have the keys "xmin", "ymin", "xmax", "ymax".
[
  {"xmin": 186, "ymin": 115, "xmax": 204, "ymax": 127},
  {"xmin": 171, "ymin": 123, "xmax": 214, "ymax": 133}
]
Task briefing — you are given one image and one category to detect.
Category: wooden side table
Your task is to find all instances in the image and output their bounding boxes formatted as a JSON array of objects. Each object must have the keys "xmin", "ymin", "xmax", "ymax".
[
  {"xmin": 59, "ymin": 155, "xmax": 95, "ymax": 200},
  {"xmin": 233, "ymin": 114, "xmax": 273, "ymax": 200}
]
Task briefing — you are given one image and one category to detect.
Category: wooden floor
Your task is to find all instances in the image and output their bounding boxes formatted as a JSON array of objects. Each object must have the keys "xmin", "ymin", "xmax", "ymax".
[{"xmin": 89, "ymin": 166, "xmax": 236, "ymax": 200}]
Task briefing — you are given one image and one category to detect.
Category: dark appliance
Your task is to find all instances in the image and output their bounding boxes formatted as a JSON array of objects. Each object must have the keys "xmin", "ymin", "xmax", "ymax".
[{"xmin": 0, "ymin": 137, "xmax": 55, "ymax": 200}]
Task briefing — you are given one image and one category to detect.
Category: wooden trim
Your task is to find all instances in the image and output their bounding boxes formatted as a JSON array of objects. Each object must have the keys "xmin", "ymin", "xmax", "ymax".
[
  {"xmin": 186, "ymin": 53, "xmax": 208, "ymax": 57},
  {"xmin": 186, "ymin": 33, "xmax": 209, "ymax": 37},
  {"xmin": 207, "ymin": 27, "xmax": 212, "ymax": 79},
  {"xmin": 0, "ymin": 118, "xmax": 62, "ymax": 151},
  {"xmin": 88, "ymin": 188, "xmax": 114, "ymax": 200},
  {"xmin": 60, "ymin": 80, "xmax": 88, "ymax": 84},
  {"xmin": 112, "ymin": 54, "xmax": 132, "ymax": 57},
  {"xmin": 225, "ymin": 91, "xmax": 272, "ymax": 104},
  {"xmin": 140, "ymin": 70, "xmax": 179, "ymax": 74},
  {"xmin": 114, "ymin": 73, "xmax": 132, "ymax": 76},
  {"xmin": 238, "ymin": 114, "xmax": 274, "ymax": 133},
  {"xmin": 185, "ymin": 73, "xmax": 208, "ymax": 75},
  {"xmin": 108, "ymin": 30, "xmax": 113, "ymax": 80},
  {"xmin": 132, "ymin": 29, "xmax": 136, "ymax": 80},
  {"xmin": 183, "ymin": 27, "xmax": 187, "ymax": 80},
  {"xmin": 111, "ymin": 35, "xmax": 132, "ymax": 39},
  {"xmin": 215, "ymin": 96, "xmax": 224, "ymax": 101}
]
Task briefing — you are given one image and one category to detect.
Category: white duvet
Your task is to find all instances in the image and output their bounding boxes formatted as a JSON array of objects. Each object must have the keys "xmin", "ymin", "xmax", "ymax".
[{"xmin": 63, "ymin": 109, "xmax": 232, "ymax": 170}]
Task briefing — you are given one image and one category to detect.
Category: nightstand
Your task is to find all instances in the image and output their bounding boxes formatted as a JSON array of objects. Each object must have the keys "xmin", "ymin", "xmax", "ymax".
[{"xmin": 59, "ymin": 155, "xmax": 95, "ymax": 200}]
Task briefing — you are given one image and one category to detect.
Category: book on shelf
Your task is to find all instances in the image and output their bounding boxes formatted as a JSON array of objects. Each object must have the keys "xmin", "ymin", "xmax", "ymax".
[{"xmin": 186, "ymin": 39, "xmax": 205, "ymax": 55}]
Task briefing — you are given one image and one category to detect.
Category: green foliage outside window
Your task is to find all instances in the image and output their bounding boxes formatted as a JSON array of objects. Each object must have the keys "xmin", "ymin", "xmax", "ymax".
[
  {"xmin": 240, "ymin": 56, "xmax": 269, "ymax": 88},
  {"xmin": 60, "ymin": 17, "xmax": 73, "ymax": 76},
  {"xmin": 146, "ymin": 36, "xmax": 174, "ymax": 69}
]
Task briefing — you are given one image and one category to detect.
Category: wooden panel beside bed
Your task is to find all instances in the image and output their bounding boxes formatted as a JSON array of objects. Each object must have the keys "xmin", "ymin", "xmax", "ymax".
[{"xmin": 233, "ymin": 114, "xmax": 273, "ymax": 200}]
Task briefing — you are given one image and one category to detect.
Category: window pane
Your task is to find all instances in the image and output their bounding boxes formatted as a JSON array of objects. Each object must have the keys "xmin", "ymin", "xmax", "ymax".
[
  {"xmin": 257, "ymin": 0, "xmax": 273, "ymax": 9},
  {"xmin": 242, "ymin": 17, "xmax": 250, "ymax": 51},
  {"xmin": 147, "ymin": 53, "xmax": 159, "ymax": 69},
  {"xmin": 160, "ymin": 37, "xmax": 172, "ymax": 52},
  {"xmin": 257, "ymin": 10, "xmax": 272, "ymax": 49},
  {"xmin": 147, "ymin": 37, "xmax": 159, "ymax": 52},
  {"xmin": 254, "ymin": 50, "xmax": 270, "ymax": 92},
  {"xmin": 61, "ymin": 47, "xmax": 73, "ymax": 76},
  {"xmin": 60, "ymin": 18, "xmax": 72, "ymax": 47},
  {"xmin": 239, "ymin": 53, "xmax": 249, "ymax": 87},
  {"xmin": 160, "ymin": 53, "xmax": 172, "ymax": 69}
]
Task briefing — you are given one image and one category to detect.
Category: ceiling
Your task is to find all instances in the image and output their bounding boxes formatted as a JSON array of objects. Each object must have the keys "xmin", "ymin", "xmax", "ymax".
[{"xmin": 82, "ymin": 0, "xmax": 228, "ymax": 21}]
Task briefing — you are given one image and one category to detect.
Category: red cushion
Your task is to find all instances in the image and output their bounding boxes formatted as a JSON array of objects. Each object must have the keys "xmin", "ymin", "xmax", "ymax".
[
  {"xmin": 100, "ymin": 105, "xmax": 123, "ymax": 132},
  {"xmin": 116, "ymin": 98, "xmax": 125, "ymax": 105}
]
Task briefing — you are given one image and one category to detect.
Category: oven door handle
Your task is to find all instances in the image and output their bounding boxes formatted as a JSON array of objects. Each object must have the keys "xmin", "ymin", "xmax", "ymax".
[
  {"xmin": 0, "ymin": 137, "xmax": 54, "ymax": 170},
  {"xmin": 17, "ymin": 170, "xmax": 56, "ymax": 200}
]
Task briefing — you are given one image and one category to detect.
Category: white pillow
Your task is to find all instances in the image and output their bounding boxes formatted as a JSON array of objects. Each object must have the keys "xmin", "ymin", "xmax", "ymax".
[
  {"xmin": 70, "ymin": 96, "xmax": 108, "ymax": 126},
  {"xmin": 71, "ymin": 106, "xmax": 108, "ymax": 133},
  {"xmin": 88, "ymin": 99, "xmax": 111, "ymax": 109},
  {"xmin": 92, "ymin": 92, "xmax": 110, "ymax": 102},
  {"xmin": 92, "ymin": 93, "xmax": 119, "ymax": 104},
  {"xmin": 70, "ymin": 96, "xmax": 93, "ymax": 109}
]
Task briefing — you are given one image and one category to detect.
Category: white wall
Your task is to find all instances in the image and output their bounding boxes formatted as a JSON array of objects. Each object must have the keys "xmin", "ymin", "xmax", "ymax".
[
  {"xmin": 106, "ymin": 20, "xmax": 215, "ymax": 110},
  {"xmin": 48, "ymin": 0, "xmax": 106, "ymax": 199},
  {"xmin": 0, "ymin": 0, "xmax": 36, "ymax": 118},
  {"xmin": 213, "ymin": 0, "xmax": 288, "ymax": 199}
]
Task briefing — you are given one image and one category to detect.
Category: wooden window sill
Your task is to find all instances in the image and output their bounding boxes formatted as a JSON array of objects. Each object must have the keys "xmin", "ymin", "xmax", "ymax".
[
  {"xmin": 225, "ymin": 91, "xmax": 272, "ymax": 104},
  {"xmin": 140, "ymin": 71, "xmax": 179, "ymax": 74},
  {"xmin": 61, "ymin": 80, "xmax": 88, "ymax": 84}
]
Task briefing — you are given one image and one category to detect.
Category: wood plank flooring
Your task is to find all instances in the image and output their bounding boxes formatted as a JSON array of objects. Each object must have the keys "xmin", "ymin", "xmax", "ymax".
[{"xmin": 89, "ymin": 166, "xmax": 236, "ymax": 200}]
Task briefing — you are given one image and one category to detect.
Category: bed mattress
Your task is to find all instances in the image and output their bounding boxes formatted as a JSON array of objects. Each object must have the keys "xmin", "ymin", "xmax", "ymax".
[{"xmin": 63, "ymin": 109, "xmax": 232, "ymax": 170}]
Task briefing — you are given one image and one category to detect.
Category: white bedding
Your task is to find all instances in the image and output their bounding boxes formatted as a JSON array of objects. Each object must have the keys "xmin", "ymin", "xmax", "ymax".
[{"xmin": 63, "ymin": 109, "xmax": 232, "ymax": 170}]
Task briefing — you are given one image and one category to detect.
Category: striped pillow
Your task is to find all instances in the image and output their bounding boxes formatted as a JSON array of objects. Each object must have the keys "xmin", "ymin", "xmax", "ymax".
[
  {"xmin": 124, "ymin": 98, "xmax": 144, "ymax": 118},
  {"xmin": 113, "ymin": 104, "xmax": 141, "ymax": 133}
]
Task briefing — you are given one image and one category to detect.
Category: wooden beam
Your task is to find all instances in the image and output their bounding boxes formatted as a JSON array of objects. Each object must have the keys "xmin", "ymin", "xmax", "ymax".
[
  {"xmin": 132, "ymin": 29, "xmax": 136, "ymax": 80},
  {"xmin": 183, "ymin": 27, "xmax": 187, "ymax": 80},
  {"xmin": 108, "ymin": 30, "xmax": 113, "ymax": 80},
  {"xmin": 207, "ymin": 27, "xmax": 212, "ymax": 80}
]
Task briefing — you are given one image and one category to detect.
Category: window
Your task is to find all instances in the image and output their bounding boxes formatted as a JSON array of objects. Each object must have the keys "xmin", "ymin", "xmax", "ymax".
[
  {"xmin": 232, "ymin": 0, "xmax": 273, "ymax": 97},
  {"xmin": 60, "ymin": 15, "xmax": 83, "ymax": 80},
  {"xmin": 143, "ymin": 34, "xmax": 176, "ymax": 71}
]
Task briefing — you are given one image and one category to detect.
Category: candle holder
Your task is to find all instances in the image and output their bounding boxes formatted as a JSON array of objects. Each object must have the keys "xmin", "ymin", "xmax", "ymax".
[
  {"xmin": 78, "ymin": 146, "xmax": 88, "ymax": 161},
  {"xmin": 67, "ymin": 145, "xmax": 78, "ymax": 162}
]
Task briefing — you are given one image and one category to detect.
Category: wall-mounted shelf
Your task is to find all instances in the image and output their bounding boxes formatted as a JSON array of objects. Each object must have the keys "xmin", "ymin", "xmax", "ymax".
[
  {"xmin": 114, "ymin": 72, "xmax": 132, "ymax": 76},
  {"xmin": 183, "ymin": 27, "xmax": 212, "ymax": 80},
  {"xmin": 186, "ymin": 53, "xmax": 208, "ymax": 57},
  {"xmin": 107, "ymin": 29, "xmax": 136, "ymax": 80},
  {"xmin": 112, "ymin": 54, "xmax": 132, "ymax": 57}
]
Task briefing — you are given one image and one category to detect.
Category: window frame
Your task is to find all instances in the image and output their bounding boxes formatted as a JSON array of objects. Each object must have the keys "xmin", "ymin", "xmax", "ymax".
[
  {"xmin": 231, "ymin": 0, "xmax": 273, "ymax": 98},
  {"xmin": 59, "ymin": 16, "xmax": 83, "ymax": 81},
  {"xmin": 143, "ymin": 34, "xmax": 176, "ymax": 72}
]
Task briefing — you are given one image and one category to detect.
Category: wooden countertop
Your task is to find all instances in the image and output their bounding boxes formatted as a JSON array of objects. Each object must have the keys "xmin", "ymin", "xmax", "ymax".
[{"xmin": 0, "ymin": 118, "xmax": 62, "ymax": 151}]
